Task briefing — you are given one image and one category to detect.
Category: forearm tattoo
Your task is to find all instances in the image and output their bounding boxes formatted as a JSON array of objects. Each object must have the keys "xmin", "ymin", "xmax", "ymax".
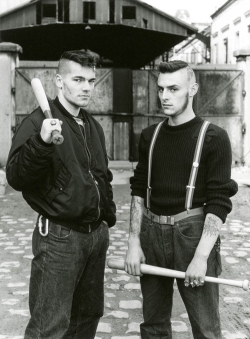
[
  {"xmin": 203, "ymin": 214, "xmax": 220, "ymax": 237},
  {"xmin": 130, "ymin": 196, "xmax": 143, "ymax": 236}
]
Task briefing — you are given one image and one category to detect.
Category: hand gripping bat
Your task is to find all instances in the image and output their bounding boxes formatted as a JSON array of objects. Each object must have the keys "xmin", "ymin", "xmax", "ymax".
[
  {"xmin": 107, "ymin": 259, "xmax": 250, "ymax": 291},
  {"xmin": 31, "ymin": 78, "xmax": 64, "ymax": 145}
]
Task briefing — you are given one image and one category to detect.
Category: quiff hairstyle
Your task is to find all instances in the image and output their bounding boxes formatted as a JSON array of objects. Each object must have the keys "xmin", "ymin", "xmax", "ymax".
[
  {"xmin": 57, "ymin": 50, "xmax": 96, "ymax": 74},
  {"xmin": 158, "ymin": 60, "xmax": 196, "ymax": 82}
]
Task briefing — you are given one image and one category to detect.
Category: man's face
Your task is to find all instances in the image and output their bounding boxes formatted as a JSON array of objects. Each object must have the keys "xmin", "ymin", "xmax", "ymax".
[
  {"xmin": 158, "ymin": 69, "xmax": 191, "ymax": 117},
  {"xmin": 58, "ymin": 60, "xmax": 96, "ymax": 108}
]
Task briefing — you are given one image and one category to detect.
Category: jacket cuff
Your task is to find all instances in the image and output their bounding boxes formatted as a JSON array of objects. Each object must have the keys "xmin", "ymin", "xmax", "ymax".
[{"xmin": 34, "ymin": 133, "xmax": 55, "ymax": 148}]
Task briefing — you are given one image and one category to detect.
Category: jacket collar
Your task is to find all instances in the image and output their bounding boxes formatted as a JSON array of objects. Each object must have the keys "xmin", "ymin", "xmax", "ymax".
[{"xmin": 53, "ymin": 97, "xmax": 87, "ymax": 121}]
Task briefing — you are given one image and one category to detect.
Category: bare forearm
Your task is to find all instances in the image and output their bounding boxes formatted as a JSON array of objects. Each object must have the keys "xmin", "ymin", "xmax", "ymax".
[
  {"xmin": 195, "ymin": 213, "xmax": 222, "ymax": 259},
  {"xmin": 129, "ymin": 196, "xmax": 144, "ymax": 241}
]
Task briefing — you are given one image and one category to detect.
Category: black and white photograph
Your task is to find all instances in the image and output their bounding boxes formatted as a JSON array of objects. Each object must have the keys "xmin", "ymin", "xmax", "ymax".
[{"xmin": 0, "ymin": 0, "xmax": 250, "ymax": 338}]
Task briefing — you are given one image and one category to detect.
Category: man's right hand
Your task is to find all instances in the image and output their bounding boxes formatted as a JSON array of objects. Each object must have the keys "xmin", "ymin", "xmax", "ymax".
[
  {"xmin": 125, "ymin": 236, "xmax": 146, "ymax": 276},
  {"xmin": 40, "ymin": 119, "xmax": 62, "ymax": 144}
]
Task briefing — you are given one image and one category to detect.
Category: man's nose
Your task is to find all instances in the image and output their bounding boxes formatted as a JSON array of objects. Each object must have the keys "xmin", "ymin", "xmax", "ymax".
[
  {"xmin": 82, "ymin": 80, "xmax": 90, "ymax": 91},
  {"xmin": 162, "ymin": 89, "xmax": 169, "ymax": 100}
]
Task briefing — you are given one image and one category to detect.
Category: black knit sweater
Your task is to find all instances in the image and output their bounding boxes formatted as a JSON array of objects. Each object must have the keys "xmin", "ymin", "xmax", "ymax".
[{"xmin": 130, "ymin": 116, "xmax": 238, "ymax": 223}]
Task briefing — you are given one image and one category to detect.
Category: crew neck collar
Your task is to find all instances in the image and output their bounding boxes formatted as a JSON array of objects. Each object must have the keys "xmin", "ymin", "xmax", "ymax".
[{"xmin": 164, "ymin": 115, "xmax": 202, "ymax": 131}]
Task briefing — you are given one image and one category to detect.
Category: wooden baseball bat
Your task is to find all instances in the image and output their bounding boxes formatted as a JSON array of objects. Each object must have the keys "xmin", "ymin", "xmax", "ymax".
[
  {"xmin": 31, "ymin": 78, "xmax": 64, "ymax": 145},
  {"xmin": 108, "ymin": 259, "xmax": 250, "ymax": 291}
]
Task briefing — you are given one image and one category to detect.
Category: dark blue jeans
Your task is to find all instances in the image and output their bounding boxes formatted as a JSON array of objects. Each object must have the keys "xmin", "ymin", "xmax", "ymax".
[
  {"xmin": 140, "ymin": 214, "xmax": 222, "ymax": 339},
  {"xmin": 24, "ymin": 220, "xmax": 109, "ymax": 339}
]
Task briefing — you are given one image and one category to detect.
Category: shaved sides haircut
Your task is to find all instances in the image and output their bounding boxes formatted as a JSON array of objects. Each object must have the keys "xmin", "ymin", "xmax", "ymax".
[
  {"xmin": 57, "ymin": 50, "xmax": 96, "ymax": 74},
  {"xmin": 158, "ymin": 60, "xmax": 196, "ymax": 83}
]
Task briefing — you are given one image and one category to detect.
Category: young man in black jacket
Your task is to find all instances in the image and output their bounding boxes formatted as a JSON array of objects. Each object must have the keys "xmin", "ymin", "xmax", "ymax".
[
  {"xmin": 125, "ymin": 61, "xmax": 238, "ymax": 338},
  {"xmin": 6, "ymin": 50, "xmax": 116, "ymax": 339}
]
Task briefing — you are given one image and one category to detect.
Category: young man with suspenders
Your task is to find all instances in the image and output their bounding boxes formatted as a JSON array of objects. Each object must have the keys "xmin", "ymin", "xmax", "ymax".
[{"xmin": 125, "ymin": 61, "xmax": 238, "ymax": 338}]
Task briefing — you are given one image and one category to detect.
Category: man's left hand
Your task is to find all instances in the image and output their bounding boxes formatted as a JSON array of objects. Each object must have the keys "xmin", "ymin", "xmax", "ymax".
[{"xmin": 184, "ymin": 255, "xmax": 207, "ymax": 288}]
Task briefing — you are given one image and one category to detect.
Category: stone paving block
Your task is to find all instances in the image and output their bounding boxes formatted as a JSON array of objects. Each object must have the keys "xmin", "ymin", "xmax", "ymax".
[
  {"xmin": 124, "ymin": 283, "xmax": 141, "ymax": 290},
  {"xmin": 126, "ymin": 322, "xmax": 140, "ymax": 333},
  {"xmin": 105, "ymin": 293, "xmax": 116, "ymax": 297},
  {"xmin": 119, "ymin": 300, "xmax": 142, "ymax": 309},
  {"xmin": 97, "ymin": 322, "xmax": 112, "ymax": 333},
  {"xmin": 172, "ymin": 320, "xmax": 188, "ymax": 332},
  {"xmin": 111, "ymin": 336, "xmax": 140, "ymax": 339},
  {"xmin": 223, "ymin": 297, "xmax": 243, "ymax": 304},
  {"xmin": 112, "ymin": 275, "xmax": 130, "ymax": 282},
  {"xmin": 106, "ymin": 283, "xmax": 120, "ymax": 290},
  {"xmin": 106, "ymin": 311, "xmax": 129, "ymax": 318}
]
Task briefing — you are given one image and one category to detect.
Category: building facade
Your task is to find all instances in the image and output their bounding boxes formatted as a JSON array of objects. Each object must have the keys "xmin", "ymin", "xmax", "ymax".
[{"xmin": 211, "ymin": 0, "xmax": 250, "ymax": 64}]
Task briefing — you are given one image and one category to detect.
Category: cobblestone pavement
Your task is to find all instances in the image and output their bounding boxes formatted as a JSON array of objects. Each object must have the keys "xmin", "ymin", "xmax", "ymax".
[{"xmin": 0, "ymin": 168, "xmax": 250, "ymax": 339}]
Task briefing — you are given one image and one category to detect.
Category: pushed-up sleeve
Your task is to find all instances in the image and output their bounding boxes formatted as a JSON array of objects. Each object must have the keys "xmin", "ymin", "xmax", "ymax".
[
  {"xmin": 130, "ymin": 132, "xmax": 149, "ymax": 199},
  {"xmin": 204, "ymin": 128, "xmax": 238, "ymax": 223},
  {"xmin": 6, "ymin": 116, "xmax": 55, "ymax": 192}
]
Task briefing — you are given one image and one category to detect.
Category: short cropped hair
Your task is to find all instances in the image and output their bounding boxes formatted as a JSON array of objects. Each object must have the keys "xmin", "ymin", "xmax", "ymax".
[
  {"xmin": 158, "ymin": 60, "xmax": 195, "ymax": 82},
  {"xmin": 57, "ymin": 50, "xmax": 96, "ymax": 73}
]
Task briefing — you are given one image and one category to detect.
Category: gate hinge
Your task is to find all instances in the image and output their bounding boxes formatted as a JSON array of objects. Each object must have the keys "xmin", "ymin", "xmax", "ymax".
[{"xmin": 242, "ymin": 90, "xmax": 246, "ymax": 97}]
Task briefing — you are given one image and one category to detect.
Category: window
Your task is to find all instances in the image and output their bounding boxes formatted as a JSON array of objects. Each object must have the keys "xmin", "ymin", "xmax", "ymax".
[
  {"xmin": 122, "ymin": 6, "xmax": 136, "ymax": 20},
  {"xmin": 224, "ymin": 38, "xmax": 228, "ymax": 64},
  {"xmin": 191, "ymin": 48, "xmax": 195, "ymax": 64},
  {"xmin": 83, "ymin": 1, "xmax": 96, "ymax": 22},
  {"xmin": 43, "ymin": 4, "xmax": 56, "ymax": 18},
  {"xmin": 213, "ymin": 44, "xmax": 218, "ymax": 64},
  {"xmin": 142, "ymin": 18, "xmax": 148, "ymax": 28},
  {"xmin": 109, "ymin": 0, "xmax": 115, "ymax": 23},
  {"xmin": 235, "ymin": 31, "xmax": 240, "ymax": 51},
  {"xmin": 58, "ymin": 0, "xmax": 70, "ymax": 23}
]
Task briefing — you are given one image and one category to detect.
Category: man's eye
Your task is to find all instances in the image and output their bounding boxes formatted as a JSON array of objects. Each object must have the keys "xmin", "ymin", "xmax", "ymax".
[
  {"xmin": 170, "ymin": 88, "xmax": 177, "ymax": 92},
  {"xmin": 158, "ymin": 88, "xmax": 163, "ymax": 93},
  {"xmin": 89, "ymin": 80, "xmax": 95, "ymax": 84},
  {"xmin": 74, "ymin": 79, "xmax": 82, "ymax": 82}
]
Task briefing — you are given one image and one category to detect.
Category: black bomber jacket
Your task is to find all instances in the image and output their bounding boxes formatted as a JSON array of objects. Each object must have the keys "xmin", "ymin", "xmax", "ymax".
[{"xmin": 6, "ymin": 98, "xmax": 116, "ymax": 231}]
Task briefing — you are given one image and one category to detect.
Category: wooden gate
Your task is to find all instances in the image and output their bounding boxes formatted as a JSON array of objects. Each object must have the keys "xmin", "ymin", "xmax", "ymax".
[
  {"xmin": 131, "ymin": 66, "xmax": 245, "ymax": 164},
  {"xmin": 14, "ymin": 63, "xmax": 245, "ymax": 163},
  {"xmin": 193, "ymin": 65, "xmax": 245, "ymax": 165}
]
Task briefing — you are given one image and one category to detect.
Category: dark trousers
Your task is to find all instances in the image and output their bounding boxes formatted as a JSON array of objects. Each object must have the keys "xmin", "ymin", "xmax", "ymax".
[
  {"xmin": 140, "ymin": 214, "xmax": 222, "ymax": 339},
  {"xmin": 24, "ymin": 221, "xmax": 109, "ymax": 339}
]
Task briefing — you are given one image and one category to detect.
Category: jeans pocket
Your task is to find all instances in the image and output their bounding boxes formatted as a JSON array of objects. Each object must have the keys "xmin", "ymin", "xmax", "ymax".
[
  {"xmin": 177, "ymin": 215, "xmax": 204, "ymax": 240},
  {"xmin": 49, "ymin": 222, "xmax": 72, "ymax": 240},
  {"xmin": 141, "ymin": 215, "xmax": 151, "ymax": 234}
]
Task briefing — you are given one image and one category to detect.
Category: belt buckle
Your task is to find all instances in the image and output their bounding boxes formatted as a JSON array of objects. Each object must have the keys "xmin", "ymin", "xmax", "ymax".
[
  {"xmin": 160, "ymin": 215, "xmax": 175, "ymax": 225},
  {"xmin": 167, "ymin": 216, "xmax": 175, "ymax": 226}
]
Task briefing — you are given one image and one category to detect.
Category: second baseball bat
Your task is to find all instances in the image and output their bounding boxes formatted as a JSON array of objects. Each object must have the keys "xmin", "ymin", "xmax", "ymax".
[
  {"xmin": 31, "ymin": 78, "xmax": 64, "ymax": 145},
  {"xmin": 108, "ymin": 259, "xmax": 250, "ymax": 291}
]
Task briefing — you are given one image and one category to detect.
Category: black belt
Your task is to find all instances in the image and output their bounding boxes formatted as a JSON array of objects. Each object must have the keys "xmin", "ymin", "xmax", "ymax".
[
  {"xmin": 37, "ymin": 215, "xmax": 103, "ymax": 234},
  {"xmin": 78, "ymin": 218, "xmax": 103, "ymax": 233}
]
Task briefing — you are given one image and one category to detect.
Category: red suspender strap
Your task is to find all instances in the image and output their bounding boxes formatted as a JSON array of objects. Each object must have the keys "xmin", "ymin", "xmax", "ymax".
[
  {"xmin": 146, "ymin": 121, "xmax": 164, "ymax": 210},
  {"xmin": 185, "ymin": 120, "xmax": 211, "ymax": 212}
]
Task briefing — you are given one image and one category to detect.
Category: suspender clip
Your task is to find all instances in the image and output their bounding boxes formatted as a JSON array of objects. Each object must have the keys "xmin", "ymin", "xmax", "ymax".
[{"xmin": 186, "ymin": 185, "xmax": 195, "ymax": 189}]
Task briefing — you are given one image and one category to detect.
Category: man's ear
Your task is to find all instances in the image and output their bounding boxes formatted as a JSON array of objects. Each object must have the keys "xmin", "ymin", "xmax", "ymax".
[
  {"xmin": 55, "ymin": 74, "xmax": 63, "ymax": 89},
  {"xmin": 189, "ymin": 83, "xmax": 199, "ymax": 97}
]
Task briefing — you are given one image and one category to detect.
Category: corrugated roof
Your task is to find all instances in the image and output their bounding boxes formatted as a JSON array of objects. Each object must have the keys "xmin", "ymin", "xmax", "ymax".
[{"xmin": 0, "ymin": 0, "xmax": 197, "ymax": 33}]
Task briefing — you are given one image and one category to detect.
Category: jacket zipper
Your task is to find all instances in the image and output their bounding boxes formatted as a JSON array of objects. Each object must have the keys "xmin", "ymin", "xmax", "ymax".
[{"xmin": 78, "ymin": 124, "xmax": 101, "ymax": 230}]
